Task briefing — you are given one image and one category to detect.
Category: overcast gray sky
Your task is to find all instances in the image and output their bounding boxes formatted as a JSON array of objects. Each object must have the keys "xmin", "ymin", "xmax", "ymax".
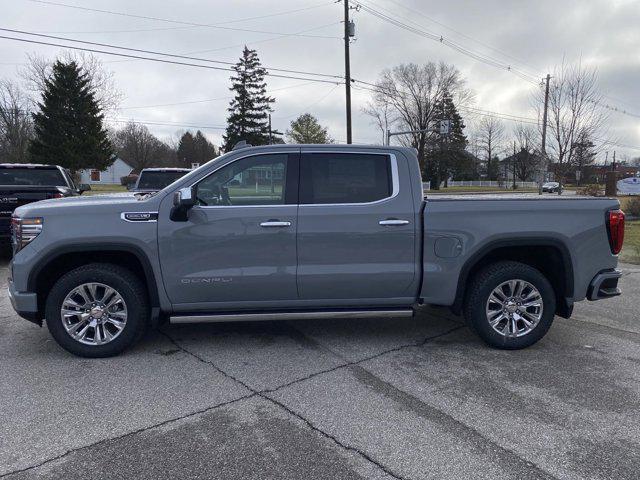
[{"xmin": 1, "ymin": 0, "xmax": 639, "ymax": 160}]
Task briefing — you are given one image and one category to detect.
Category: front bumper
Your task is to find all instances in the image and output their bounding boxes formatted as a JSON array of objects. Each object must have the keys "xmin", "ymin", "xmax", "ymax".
[
  {"xmin": 587, "ymin": 269, "xmax": 622, "ymax": 301},
  {"xmin": 8, "ymin": 278, "xmax": 40, "ymax": 325}
]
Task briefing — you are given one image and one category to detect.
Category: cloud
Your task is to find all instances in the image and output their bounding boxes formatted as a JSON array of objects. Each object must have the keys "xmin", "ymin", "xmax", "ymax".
[{"xmin": 1, "ymin": 0, "xmax": 638, "ymax": 158}]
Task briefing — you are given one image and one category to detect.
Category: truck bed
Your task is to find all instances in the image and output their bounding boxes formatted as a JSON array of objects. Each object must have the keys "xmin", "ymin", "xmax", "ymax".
[{"xmin": 420, "ymin": 195, "xmax": 620, "ymax": 310}]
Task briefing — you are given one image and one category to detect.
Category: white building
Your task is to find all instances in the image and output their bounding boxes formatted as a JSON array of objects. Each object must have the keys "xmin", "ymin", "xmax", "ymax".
[{"xmin": 79, "ymin": 157, "xmax": 134, "ymax": 185}]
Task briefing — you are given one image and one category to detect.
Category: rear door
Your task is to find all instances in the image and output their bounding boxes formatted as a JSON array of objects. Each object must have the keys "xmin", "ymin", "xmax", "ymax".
[{"xmin": 296, "ymin": 149, "xmax": 417, "ymax": 304}]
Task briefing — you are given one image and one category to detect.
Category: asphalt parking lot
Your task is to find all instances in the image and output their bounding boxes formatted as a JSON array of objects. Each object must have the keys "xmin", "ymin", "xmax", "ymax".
[{"xmin": 1, "ymin": 259, "xmax": 639, "ymax": 480}]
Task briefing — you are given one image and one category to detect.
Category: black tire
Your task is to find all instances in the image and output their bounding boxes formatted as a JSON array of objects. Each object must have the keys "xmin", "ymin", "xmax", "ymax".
[
  {"xmin": 45, "ymin": 263, "xmax": 149, "ymax": 358},
  {"xmin": 464, "ymin": 261, "xmax": 556, "ymax": 350}
]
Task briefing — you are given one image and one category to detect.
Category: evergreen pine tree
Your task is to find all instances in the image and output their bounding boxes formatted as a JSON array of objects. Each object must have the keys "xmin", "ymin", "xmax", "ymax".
[
  {"xmin": 176, "ymin": 131, "xmax": 196, "ymax": 168},
  {"xmin": 29, "ymin": 60, "xmax": 112, "ymax": 172},
  {"xmin": 193, "ymin": 130, "xmax": 218, "ymax": 164},
  {"xmin": 223, "ymin": 47, "xmax": 274, "ymax": 152},
  {"xmin": 177, "ymin": 130, "xmax": 218, "ymax": 167},
  {"xmin": 426, "ymin": 91, "xmax": 467, "ymax": 188}
]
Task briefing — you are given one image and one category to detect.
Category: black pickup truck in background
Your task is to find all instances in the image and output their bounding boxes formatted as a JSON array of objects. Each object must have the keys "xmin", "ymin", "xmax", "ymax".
[{"xmin": 0, "ymin": 164, "xmax": 89, "ymax": 243}]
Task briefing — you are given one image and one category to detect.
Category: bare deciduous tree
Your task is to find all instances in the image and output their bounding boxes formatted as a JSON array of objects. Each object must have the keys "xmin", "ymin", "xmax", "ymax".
[
  {"xmin": 535, "ymin": 62, "xmax": 608, "ymax": 193},
  {"xmin": 21, "ymin": 52, "xmax": 122, "ymax": 113},
  {"xmin": 364, "ymin": 62, "xmax": 471, "ymax": 180},
  {"xmin": 111, "ymin": 121, "xmax": 169, "ymax": 171},
  {"xmin": 512, "ymin": 123, "xmax": 540, "ymax": 181},
  {"xmin": 477, "ymin": 116, "xmax": 504, "ymax": 180},
  {"xmin": 0, "ymin": 80, "xmax": 33, "ymax": 163},
  {"xmin": 362, "ymin": 99, "xmax": 393, "ymax": 145}
]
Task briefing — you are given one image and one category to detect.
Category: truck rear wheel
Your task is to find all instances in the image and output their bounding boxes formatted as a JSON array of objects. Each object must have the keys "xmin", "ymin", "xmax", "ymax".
[
  {"xmin": 464, "ymin": 261, "xmax": 556, "ymax": 349},
  {"xmin": 45, "ymin": 263, "xmax": 149, "ymax": 357}
]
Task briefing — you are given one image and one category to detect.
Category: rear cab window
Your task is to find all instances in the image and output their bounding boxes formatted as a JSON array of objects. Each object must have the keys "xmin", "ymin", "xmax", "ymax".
[
  {"xmin": 137, "ymin": 171, "xmax": 189, "ymax": 190},
  {"xmin": 0, "ymin": 167, "xmax": 66, "ymax": 186},
  {"xmin": 299, "ymin": 152, "xmax": 393, "ymax": 204}
]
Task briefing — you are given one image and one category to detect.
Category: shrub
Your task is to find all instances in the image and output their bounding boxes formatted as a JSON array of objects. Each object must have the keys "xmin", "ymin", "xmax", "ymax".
[
  {"xmin": 626, "ymin": 197, "xmax": 640, "ymax": 217},
  {"xmin": 577, "ymin": 184, "xmax": 603, "ymax": 197}
]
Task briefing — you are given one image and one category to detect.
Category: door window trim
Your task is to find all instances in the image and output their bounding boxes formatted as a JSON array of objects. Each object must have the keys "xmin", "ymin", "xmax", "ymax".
[
  {"xmin": 299, "ymin": 151, "xmax": 399, "ymax": 207},
  {"xmin": 191, "ymin": 151, "xmax": 299, "ymax": 209},
  {"xmin": 187, "ymin": 149, "xmax": 398, "ymax": 208}
]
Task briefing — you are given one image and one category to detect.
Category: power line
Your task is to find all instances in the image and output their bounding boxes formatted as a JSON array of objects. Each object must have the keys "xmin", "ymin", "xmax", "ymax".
[
  {"xmin": 370, "ymin": 0, "xmax": 542, "ymax": 79},
  {"xmin": 271, "ymin": 83, "xmax": 341, "ymax": 120},
  {"xmin": 120, "ymin": 81, "xmax": 319, "ymax": 110},
  {"xmin": 26, "ymin": 0, "xmax": 340, "ymax": 39},
  {"xmin": 356, "ymin": 1, "xmax": 640, "ymax": 118},
  {"xmin": 353, "ymin": 1, "xmax": 540, "ymax": 85},
  {"xmin": 0, "ymin": 34, "xmax": 343, "ymax": 84},
  {"xmin": 352, "ymin": 80, "xmax": 541, "ymax": 124},
  {"xmin": 31, "ymin": 1, "xmax": 338, "ymax": 34},
  {"xmin": 0, "ymin": 28, "xmax": 344, "ymax": 80},
  {"xmin": 108, "ymin": 118, "xmax": 226, "ymax": 130}
]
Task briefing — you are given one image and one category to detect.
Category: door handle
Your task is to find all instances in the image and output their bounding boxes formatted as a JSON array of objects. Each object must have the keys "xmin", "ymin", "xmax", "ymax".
[
  {"xmin": 260, "ymin": 221, "xmax": 292, "ymax": 228},
  {"xmin": 379, "ymin": 219, "xmax": 410, "ymax": 226}
]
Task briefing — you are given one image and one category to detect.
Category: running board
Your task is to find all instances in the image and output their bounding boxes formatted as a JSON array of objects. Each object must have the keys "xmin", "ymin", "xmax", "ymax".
[{"xmin": 169, "ymin": 309, "xmax": 414, "ymax": 324}]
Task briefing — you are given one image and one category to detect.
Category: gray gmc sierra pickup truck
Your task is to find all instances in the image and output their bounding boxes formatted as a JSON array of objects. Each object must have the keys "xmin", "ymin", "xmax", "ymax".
[{"xmin": 8, "ymin": 144, "xmax": 625, "ymax": 357}]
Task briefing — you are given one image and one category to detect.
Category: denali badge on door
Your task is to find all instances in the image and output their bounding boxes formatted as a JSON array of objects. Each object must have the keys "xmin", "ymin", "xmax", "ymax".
[{"xmin": 120, "ymin": 212, "xmax": 158, "ymax": 222}]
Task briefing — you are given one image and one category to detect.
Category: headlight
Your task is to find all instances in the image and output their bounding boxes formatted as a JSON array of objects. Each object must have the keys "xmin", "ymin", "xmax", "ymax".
[{"xmin": 11, "ymin": 217, "xmax": 43, "ymax": 253}]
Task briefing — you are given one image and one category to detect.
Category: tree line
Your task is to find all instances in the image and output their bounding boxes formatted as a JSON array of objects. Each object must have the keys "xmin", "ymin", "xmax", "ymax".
[
  {"xmin": 0, "ymin": 47, "xmax": 627, "ymax": 187},
  {"xmin": 0, "ymin": 47, "xmax": 331, "ymax": 176}
]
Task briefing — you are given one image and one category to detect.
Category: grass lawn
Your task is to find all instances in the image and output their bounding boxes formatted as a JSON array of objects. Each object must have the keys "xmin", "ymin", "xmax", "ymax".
[
  {"xmin": 84, "ymin": 184, "xmax": 128, "ymax": 195},
  {"xmin": 620, "ymin": 220, "xmax": 640, "ymax": 264}
]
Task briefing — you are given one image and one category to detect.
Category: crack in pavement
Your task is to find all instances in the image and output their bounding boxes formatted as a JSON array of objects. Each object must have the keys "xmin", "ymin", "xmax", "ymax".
[
  {"xmin": 158, "ymin": 330, "xmax": 409, "ymax": 480},
  {"xmin": 0, "ymin": 393, "xmax": 257, "ymax": 479},
  {"xmin": 1, "ymin": 324, "xmax": 463, "ymax": 479},
  {"xmin": 566, "ymin": 316, "xmax": 640, "ymax": 338},
  {"xmin": 261, "ymin": 324, "xmax": 466, "ymax": 394},
  {"xmin": 281, "ymin": 323, "xmax": 559, "ymax": 480}
]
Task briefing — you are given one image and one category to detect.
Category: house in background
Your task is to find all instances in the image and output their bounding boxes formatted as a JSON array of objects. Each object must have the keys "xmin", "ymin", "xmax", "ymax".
[{"xmin": 79, "ymin": 157, "xmax": 134, "ymax": 185}]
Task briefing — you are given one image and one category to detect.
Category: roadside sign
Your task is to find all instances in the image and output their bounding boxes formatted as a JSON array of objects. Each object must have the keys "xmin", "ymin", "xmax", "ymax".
[{"xmin": 439, "ymin": 120, "xmax": 451, "ymax": 135}]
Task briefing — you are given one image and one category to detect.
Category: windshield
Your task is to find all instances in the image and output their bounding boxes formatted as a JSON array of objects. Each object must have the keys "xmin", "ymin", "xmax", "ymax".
[
  {"xmin": 137, "ymin": 171, "xmax": 188, "ymax": 190},
  {"xmin": 0, "ymin": 168, "xmax": 66, "ymax": 186}
]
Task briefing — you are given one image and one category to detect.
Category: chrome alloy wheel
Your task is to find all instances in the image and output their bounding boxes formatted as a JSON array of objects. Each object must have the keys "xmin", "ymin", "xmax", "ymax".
[
  {"xmin": 61, "ymin": 282, "xmax": 128, "ymax": 345},
  {"xmin": 485, "ymin": 279, "xmax": 543, "ymax": 337}
]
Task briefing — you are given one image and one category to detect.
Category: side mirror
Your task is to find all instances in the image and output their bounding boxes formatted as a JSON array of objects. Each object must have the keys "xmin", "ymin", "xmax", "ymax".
[
  {"xmin": 126, "ymin": 183, "xmax": 135, "ymax": 191},
  {"xmin": 170, "ymin": 187, "xmax": 196, "ymax": 221},
  {"xmin": 78, "ymin": 184, "xmax": 91, "ymax": 194}
]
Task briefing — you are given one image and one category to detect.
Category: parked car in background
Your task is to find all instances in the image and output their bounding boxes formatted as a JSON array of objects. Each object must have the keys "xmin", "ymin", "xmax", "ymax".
[
  {"xmin": 129, "ymin": 168, "xmax": 191, "ymax": 194},
  {"xmin": 542, "ymin": 182, "xmax": 560, "ymax": 193},
  {"xmin": 0, "ymin": 163, "xmax": 89, "ymax": 243},
  {"xmin": 617, "ymin": 176, "xmax": 640, "ymax": 195},
  {"xmin": 8, "ymin": 144, "xmax": 624, "ymax": 357}
]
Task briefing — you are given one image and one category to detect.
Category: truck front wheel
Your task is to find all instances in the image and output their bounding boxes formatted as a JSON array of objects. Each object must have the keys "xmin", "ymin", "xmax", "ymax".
[
  {"xmin": 45, "ymin": 263, "xmax": 149, "ymax": 357},
  {"xmin": 464, "ymin": 261, "xmax": 556, "ymax": 349}
]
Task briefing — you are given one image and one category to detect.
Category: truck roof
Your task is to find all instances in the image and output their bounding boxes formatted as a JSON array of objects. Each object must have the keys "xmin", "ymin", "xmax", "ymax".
[
  {"xmin": 0, "ymin": 163, "xmax": 60, "ymax": 169},
  {"xmin": 232, "ymin": 143, "xmax": 412, "ymax": 150}
]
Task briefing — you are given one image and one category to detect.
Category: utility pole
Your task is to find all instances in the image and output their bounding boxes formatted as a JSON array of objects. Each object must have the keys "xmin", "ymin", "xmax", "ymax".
[
  {"xmin": 268, "ymin": 114, "xmax": 273, "ymax": 145},
  {"xmin": 612, "ymin": 150, "xmax": 617, "ymax": 171},
  {"xmin": 344, "ymin": 0, "xmax": 353, "ymax": 144},
  {"xmin": 538, "ymin": 73, "xmax": 551, "ymax": 195}
]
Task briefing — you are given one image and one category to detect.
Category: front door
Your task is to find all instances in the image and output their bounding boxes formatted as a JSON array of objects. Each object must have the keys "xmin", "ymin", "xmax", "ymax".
[
  {"xmin": 158, "ymin": 151, "xmax": 299, "ymax": 308},
  {"xmin": 296, "ymin": 150, "xmax": 417, "ymax": 304}
]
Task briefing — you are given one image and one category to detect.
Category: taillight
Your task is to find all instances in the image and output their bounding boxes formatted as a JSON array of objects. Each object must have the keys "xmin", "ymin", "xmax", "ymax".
[
  {"xmin": 52, "ymin": 193, "xmax": 64, "ymax": 198},
  {"xmin": 607, "ymin": 209, "xmax": 625, "ymax": 255}
]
